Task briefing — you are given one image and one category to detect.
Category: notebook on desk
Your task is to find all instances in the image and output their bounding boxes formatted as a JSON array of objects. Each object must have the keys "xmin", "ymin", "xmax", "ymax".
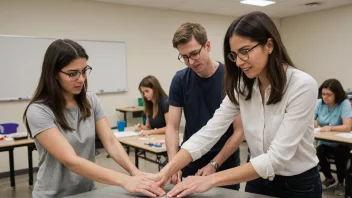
[
  {"xmin": 113, "ymin": 131, "xmax": 138, "ymax": 138},
  {"xmin": 335, "ymin": 132, "xmax": 352, "ymax": 139}
]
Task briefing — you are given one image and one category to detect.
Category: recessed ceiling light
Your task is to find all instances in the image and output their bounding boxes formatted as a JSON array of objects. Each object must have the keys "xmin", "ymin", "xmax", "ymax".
[{"xmin": 240, "ymin": 0, "xmax": 276, "ymax": 7}]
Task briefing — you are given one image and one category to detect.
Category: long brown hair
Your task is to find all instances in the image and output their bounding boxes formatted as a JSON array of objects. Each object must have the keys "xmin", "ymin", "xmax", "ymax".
[
  {"xmin": 23, "ymin": 39, "xmax": 92, "ymax": 137},
  {"xmin": 139, "ymin": 75, "xmax": 167, "ymax": 118},
  {"xmin": 224, "ymin": 11, "xmax": 295, "ymax": 105}
]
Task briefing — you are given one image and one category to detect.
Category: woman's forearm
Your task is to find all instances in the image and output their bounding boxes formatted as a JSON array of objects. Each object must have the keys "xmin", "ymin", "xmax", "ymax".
[
  {"xmin": 211, "ymin": 162, "xmax": 260, "ymax": 187},
  {"xmin": 332, "ymin": 125, "xmax": 351, "ymax": 132},
  {"xmin": 150, "ymin": 126, "xmax": 166, "ymax": 135},
  {"xmin": 106, "ymin": 139, "xmax": 139, "ymax": 175},
  {"xmin": 67, "ymin": 156, "xmax": 129, "ymax": 186}
]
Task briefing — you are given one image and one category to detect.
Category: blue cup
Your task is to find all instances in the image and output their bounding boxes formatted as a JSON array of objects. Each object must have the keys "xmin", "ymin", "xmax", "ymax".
[{"xmin": 117, "ymin": 120, "xmax": 126, "ymax": 132}]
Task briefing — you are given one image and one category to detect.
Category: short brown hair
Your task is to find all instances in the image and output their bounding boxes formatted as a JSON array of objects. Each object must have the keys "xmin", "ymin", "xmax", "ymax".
[{"xmin": 172, "ymin": 22, "xmax": 208, "ymax": 48}]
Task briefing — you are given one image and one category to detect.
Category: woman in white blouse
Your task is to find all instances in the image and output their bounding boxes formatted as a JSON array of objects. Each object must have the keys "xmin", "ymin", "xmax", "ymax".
[{"xmin": 155, "ymin": 11, "xmax": 322, "ymax": 198}]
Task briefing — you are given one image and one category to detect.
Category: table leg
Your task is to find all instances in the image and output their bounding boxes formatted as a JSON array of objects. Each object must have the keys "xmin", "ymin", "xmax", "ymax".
[
  {"xmin": 345, "ymin": 153, "xmax": 352, "ymax": 198},
  {"xmin": 9, "ymin": 148, "xmax": 15, "ymax": 189},
  {"xmin": 28, "ymin": 145, "xmax": 33, "ymax": 186},
  {"xmin": 135, "ymin": 148, "xmax": 139, "ymax": 168},
  {"xmin": 124, "ymin": 112, "xmax": 127, "ymax": 125}
]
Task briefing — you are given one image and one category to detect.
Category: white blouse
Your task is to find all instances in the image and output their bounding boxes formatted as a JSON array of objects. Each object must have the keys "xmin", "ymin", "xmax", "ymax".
[{"xmin": 182, "ymin": 67, "xmax": 319, "ymax": 180}]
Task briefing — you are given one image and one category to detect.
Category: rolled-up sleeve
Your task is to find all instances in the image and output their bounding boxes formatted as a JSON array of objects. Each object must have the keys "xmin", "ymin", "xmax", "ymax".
[
  {"xmin": 251, "ymin": 77, "xmax": 318, "ymax": 179},
  {"xmin": 181, "ymin": 95, "xmax": 240, "ymax": 161}
]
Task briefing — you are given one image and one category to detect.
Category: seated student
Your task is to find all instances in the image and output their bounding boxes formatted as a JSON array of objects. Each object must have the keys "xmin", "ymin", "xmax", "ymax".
[
  {"xmin": 135, "ymin": 75, "xmax": 169, "ymax": 136},
  {"xmin": 315, "ymin": 79, "xmax": 352, "ymax": 195},
  {"xmin": 23, "ymin": 39, "xmax": 165, "ymax": 198}
]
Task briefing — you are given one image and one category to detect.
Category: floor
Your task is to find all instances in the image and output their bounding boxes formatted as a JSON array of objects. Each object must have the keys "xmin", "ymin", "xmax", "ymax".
[{"xmin": 0, "ymin": 142, "xmax": 343, "ymax": 198}]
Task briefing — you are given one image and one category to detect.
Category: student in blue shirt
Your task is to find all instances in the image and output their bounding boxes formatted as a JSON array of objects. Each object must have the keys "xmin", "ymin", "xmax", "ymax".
[
  {"xmin": 315, "ymin": 78, "xmax": 352, "ymax": 195},
  {"xmin": 136, "ymin": 75, "xmax": 169, "ymax": 136}
]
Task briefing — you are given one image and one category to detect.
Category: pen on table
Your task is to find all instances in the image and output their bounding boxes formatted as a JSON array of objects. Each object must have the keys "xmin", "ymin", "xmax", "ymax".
[{"xmin": 144, "ymin": 143, "xmax": 161, "ymax": 148}]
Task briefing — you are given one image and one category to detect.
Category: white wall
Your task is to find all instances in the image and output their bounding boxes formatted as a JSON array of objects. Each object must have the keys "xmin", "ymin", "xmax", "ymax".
[
  {"xmin": 281, "ymin": 5, "xmax": 352, "ymax": 89},
  {"xmin": 0, "ymin": 0, "xmax": 239, "ymax": 173}
]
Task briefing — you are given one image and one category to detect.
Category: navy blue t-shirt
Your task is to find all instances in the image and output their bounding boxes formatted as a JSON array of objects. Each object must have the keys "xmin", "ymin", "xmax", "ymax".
[{"xmin": 169, "ymin": 62, "xmax": 238, "ymax": 169}]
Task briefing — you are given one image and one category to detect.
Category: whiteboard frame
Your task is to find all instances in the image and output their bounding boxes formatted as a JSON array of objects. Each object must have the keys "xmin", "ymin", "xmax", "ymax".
[{"xmin": 0, "ymin": 35, "xmax": 128, "ymax": 101}]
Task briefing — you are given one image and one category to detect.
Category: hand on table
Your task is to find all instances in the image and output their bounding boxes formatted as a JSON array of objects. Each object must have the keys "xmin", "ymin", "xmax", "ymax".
[
  {"xmin": 167, "ymin": 175, "xmax": 214, "ymax": 197},
  {"xmin": 150, "ymin": 172, "xmax": 171, "ymax": 188},
  {"xmin": 170, "ymin": 170, "xmax": 182, "ymax": 186},
  {"xmin": 320, "ymin": 126, "xmax": 333, "ymax": 132},
  {"xmin": 195, "ymin": 163, "xmax": 216, "ymax": 176},
  {"xmin": 122, "ymin": 175, "xmax": 165, "ymax": 197},
  {"xmin": 139, "ymin": 130, "xmax": 152, "ymax": 136}
]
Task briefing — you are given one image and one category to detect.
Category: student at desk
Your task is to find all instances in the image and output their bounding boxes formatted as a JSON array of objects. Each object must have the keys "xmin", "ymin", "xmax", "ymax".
[
  {"xmin": 314, "ymin": 79, "xmax": 352, "ymax": 195},
  {"xmin": 23, "ymin": 39, "xmax": 164, "ymax": 198},
  {"xmin": 135, "ymin": 75, "xmax": 169, "ymax": 136}
]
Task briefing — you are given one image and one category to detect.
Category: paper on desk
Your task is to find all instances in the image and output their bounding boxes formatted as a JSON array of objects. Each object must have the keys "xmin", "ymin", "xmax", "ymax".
[
  {"xmin": 138, "ymin": 137, "xmax": 155, "ymax": 140},
  {"xmin": 114, "ymin": 131, "xmax": 138, "ymax": 138},
  {"xmin": 314, "ymin": 128, "xmax": 320, "ymax": 133},
  {"xmin": 335, "ymin": 132, "xmax": 352, "ymax": 139},
  {"xmin": 5, "ymin": 132, "xmax": 28, "ymax": 138}
]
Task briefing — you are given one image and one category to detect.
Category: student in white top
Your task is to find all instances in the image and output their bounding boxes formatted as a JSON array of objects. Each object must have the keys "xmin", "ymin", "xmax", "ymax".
[{"xmin": 153, "ymin": 11, "xmax": 322, "ymax": 198}]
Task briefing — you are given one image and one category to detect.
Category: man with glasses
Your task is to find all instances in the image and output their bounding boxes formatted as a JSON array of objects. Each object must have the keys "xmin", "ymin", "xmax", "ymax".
[{"xmin": 165, "ymin": 22, "xmax": 243, "ymax": 190}]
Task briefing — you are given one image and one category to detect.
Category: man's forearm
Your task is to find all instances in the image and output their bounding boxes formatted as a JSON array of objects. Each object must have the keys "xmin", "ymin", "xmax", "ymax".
[
  {"xmin": 166, "ymin": 126, "xmax": 180, "ymax": 160},
  {"xmin": 212, "ymin": 129, "xmax": 244, "ymax": 166}
]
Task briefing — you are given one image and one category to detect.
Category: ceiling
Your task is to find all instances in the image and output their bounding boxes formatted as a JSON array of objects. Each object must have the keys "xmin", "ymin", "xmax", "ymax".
[{"xmin": 90, "ymin": 0, "xmax": 352, "ymax": 18}]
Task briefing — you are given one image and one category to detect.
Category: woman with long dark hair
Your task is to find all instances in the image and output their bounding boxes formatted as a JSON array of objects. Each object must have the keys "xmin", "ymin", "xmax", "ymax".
[
  {"xmin": 155, "ymin": 11, "xmax": 322, "ymax": 198},
  {"xmin": 136, "ymin": 75, "xmax": 169, "ymax": 136},
  {"xmin": 23, "ymin": 39, "xmax": 164, "ymax": 198}
]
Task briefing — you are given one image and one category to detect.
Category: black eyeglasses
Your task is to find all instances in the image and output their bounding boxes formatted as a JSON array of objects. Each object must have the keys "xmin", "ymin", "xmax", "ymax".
[
  {"xmin": 60, "ymin": 65, "xmax": 92, "ymax": 81},
  {"xmin": 227, "ymin": 43, "xmax": 260, "ymax": 63},
  {"xmin": 178, "ymin": 46, "xmax": 203, "ymax": 63}
]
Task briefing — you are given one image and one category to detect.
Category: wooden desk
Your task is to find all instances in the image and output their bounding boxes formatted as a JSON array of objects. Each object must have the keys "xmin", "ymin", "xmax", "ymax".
[
  {"xmin": 64, "ymin": 185, "xmax": 272, "ymax": 198},
  {"xmin": 314, "ymin": 131, "xmax": 352, "ymax": 145},
  {"xmin": 0, "ymin": 137, "xmax": 35, "ymax": 188},
  {"xmin": 314, "ymin": 131, "xmax": 352, "ymax": 197},
  {"xmin": 116, "ymin": 106, "xmax": 144, "ymax": 125},
  {"xmin": 117, "ymin": 131, "xmax": 183, "ymax": 170}
]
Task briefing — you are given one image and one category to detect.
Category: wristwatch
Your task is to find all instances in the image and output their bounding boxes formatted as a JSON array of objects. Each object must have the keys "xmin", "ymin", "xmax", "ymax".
[{"xmin": 209, "ymin": 160, "xmax": 219, "ymax": 171}]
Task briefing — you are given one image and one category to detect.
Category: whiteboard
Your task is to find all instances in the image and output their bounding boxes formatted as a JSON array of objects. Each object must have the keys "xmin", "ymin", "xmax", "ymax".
[{"xmin": 0, "ymin": 35, "xmax": 127, "ymax": 101}]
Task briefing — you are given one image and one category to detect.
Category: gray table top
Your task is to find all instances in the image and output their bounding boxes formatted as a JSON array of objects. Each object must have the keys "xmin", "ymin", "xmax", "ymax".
[{"xmin": 64, "ymin": 186, "xmax": 274, "ymax": 198}]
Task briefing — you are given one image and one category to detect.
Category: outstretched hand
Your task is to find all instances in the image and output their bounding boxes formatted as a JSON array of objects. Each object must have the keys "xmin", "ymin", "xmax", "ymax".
[
  {"xmin": 167, "ymin": 175, "xmax": 214, "ymax": 197},
  {"xmin": 195, "ymin": 163, "xmax": 216, "ymax": 176},
  {"xmin": 146, "ymin": 172, "xmax": 169, "ymax": 189},
  {"xmin": 170, "ymin": 170, "xmax": 182, "ymax": 186},
  {"xmin": 122, "ymin": 175, "xmax": 166, "ymax": 197}
]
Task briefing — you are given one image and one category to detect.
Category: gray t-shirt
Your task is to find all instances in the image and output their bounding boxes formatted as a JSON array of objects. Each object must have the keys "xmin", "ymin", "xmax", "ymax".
[{"xmin": 26, "ymin": 92, "xmax": 105, "ymax": 198}]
